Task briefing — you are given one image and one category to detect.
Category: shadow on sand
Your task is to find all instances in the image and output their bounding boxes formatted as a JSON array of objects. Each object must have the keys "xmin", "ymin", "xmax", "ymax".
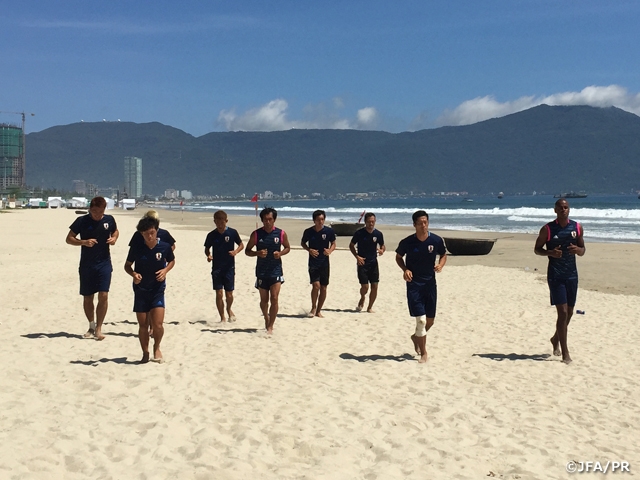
[
  {"xmin": 70, "ymin": 357, "xmax": 138, "ymax": 366},
  {"xmin": 472, "ymin": 353, "xmax": 552, "ymax": 362},
  {"xmin": 21, "ymin": 332, "xmax": 85, "ymax": 340},
  {"xmin": 340, "ymin": 353, "xmax": 415, "ymax": 362},
  {"xmin": 202, "ymin": 328, "xmax": 259, "ymax": 334}
]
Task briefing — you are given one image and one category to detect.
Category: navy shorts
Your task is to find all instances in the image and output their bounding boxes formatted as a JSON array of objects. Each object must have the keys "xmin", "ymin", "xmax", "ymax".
[
  {"xmin": 79, "ymin": 262, "xmax": 112, "ymax": 296},
  {"xmin": 406, "ymin": 281, "xmax": 437, "ymax": 318},
  {"xmin": 548, "ymin": 278, "xmax": 578, "ymax": 306},
  {"xmin": 255, "ymin": 276, "xmax": 284, "ymax": 290},
  {"xmin": 133, "ymin": 285, "xmax": 166, "ymax": 312},
  {"xmin": 309, "ymin": 264, "xmax": 330, "ymax": 286},
  {"xmin": 357, "ymin": 262, "xmax": 379, "ymax": 284},
  {"xmin": 212, "ymin": 268, "xmax": 235, "ymax": 291}
]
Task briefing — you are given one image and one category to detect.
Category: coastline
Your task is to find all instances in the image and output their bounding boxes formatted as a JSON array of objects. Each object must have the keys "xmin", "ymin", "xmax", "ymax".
[{"xmin": 155, "ymin": 207, "xmax": 639, "ymax": 297}]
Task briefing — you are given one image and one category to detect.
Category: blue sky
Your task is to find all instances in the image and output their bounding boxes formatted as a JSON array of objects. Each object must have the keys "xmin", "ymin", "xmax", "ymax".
[{"xmin": 2, "ymin": 0, "xmax": 640, "ymax": 136}]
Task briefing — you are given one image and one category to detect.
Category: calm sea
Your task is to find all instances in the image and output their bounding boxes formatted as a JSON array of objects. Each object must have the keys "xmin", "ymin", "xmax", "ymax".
[{"xmin": 179, "ymin": 194, "xmax": 640, "ymax": 243}]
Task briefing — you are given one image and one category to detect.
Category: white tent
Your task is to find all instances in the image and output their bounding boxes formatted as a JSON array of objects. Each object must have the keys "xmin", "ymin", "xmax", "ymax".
[
  {"xmin": 66, "ymin": 197, "xmax": 88, "ymax": 208},
  {"xmin": 47, "ymin": 197, "xmax": 65, "ymax": 208},
  {"xmin": 122, "ymin": 199, "xmax": 136, "ymax": 210}
]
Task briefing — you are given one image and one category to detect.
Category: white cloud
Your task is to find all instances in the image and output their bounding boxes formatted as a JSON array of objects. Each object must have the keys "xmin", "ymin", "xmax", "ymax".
[
  {"xmin": 437, "ymin": 85, "xmax": 640, "ymax": 126},
  {"xmin": 217, "ymin": 98, "xmax": 376, "ymax": 131}
]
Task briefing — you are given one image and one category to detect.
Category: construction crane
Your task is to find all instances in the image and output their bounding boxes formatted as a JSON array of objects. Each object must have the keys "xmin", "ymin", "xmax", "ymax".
[{"xmin": 0, "ymin": 111, "xmax": 35, "ymax": 188}]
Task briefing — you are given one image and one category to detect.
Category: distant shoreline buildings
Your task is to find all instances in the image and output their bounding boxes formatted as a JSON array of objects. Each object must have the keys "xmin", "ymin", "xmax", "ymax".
[{"xmin": 124, "ymin": 156, "xmax": 142, "ymax": 199}]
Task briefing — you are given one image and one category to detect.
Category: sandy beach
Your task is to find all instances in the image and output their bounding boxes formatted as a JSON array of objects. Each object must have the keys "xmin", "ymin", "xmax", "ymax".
[{"xmin": 0, "ymin": 207, "xmax": 638, "ymax": 479}]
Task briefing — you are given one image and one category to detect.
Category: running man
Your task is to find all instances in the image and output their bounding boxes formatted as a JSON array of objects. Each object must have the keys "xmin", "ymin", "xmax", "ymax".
[
  {"xmin": 245, "ymin": 207, "xmax": 291, "ymax": 333},
  {"xmin": 124, "ymin": 216, "xmax": 175, "ymax": 363},
  {"xmin": 204, "ymin": 210, "xmax": 244, "ymax": 322},
  {"xmin": 395, "ymin": 210, "xmax": 446, "ymax": 363},
  {"xmin": 66, "ymin": 196, "xmax": 119, "ymax": 340},
  {"xmin": 534, "ymin": 198, "xmax": 585, "ymax": 364},
  {"xmin": 129, "ymin": 210, "xmax": 176, "ymax": 336},
  {"xmin": 300, "ymin": 209, "xmax": 336, "ymax": 318},
  {"xmin": 349, "ymin": 212, "xmax": 385, "ymax": 312}
]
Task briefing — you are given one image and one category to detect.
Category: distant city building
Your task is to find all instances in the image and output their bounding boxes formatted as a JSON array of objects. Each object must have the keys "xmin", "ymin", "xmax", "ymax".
[
  {"xmin": 124, "ymin": 156, "xmax": 142, "ymax": 198},
  {"xmin": 180, "ymin": 190, "xmax": 193, "ymax": 200},
  {"xmin": 72, "ymin": 179, "xmax": 86, "ymax": 194},
  {"xmin": 164, "ymin": 189, "xmax": 178, "ymax": 199},
  {"xmin": 0, "ymin": 123, "xmax": 25, "ymax": 189},
  {"xmin": 283, "ymin": 192, "xmax": 291, "ymax": 199},
  {"xmin": 264, "ymin": 190, "xmax": 273, "ymax": 199},
  {"xmin": 87, "ymin": 183, "xmax": 98, "ymax": 197}
]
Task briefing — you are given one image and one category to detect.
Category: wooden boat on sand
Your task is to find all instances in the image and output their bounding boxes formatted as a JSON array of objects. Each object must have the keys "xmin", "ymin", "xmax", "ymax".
[
  {"xmin": 444, "ymin": 237, "xmax": 496, "ymax": 256},
  {"xmin": 330, "ymin": 222, "xmax": 363, "ymax": 236}
]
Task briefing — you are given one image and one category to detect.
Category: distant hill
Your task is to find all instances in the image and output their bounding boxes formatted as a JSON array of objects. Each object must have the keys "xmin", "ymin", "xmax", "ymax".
[{"xmin": 26, "ymin": 105, "xmax": 640, "ymax": 195}]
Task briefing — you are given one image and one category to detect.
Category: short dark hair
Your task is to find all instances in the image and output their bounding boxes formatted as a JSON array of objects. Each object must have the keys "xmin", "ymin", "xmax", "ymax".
[
  {"xmin": 90, "ymin": 196, "xmax": 107, "ymax": 209},
  {"xmin": 555, "ymin": 198, "xmax": 569, "ymax": 208},
  {"xmin": 214, "ymin": 210, "xmax": 228, "ymax": 221},
  {"xmin": 136, "ymin": 216, "xmax": 159, "ymax": 233},
  {"xmin": 364, "ymin": 212, "xmax": 376, "ymax": 221},
  {"xmin": 412, "ymin": 210, "xmax": 429, "ymax": 224},
  {"xmin": 312, "ymin": 209, "xmax": 326, "ymax": 221},
  {"xmin": 260, "ymin": 207, "xmax": 277, "ymax": 221}
]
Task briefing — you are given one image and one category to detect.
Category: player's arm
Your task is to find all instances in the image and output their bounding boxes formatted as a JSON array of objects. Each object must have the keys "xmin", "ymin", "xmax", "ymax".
[
  {"xmin": 155, "ymin": 259, "xmax": 175, "ymax": 282},
  {"xmin": 534, "ymin": 227, "xmax": 561, "ymax": 258},
  {"xmin": 66, "ymin": 229, "xmax": 96, "ymax": 247},
  {"xmin": 124, "ymin": 260, "xmax": 142, "ymax": 284},
  {"xmin": 378, "ymin": 243, "xmax": 386, "ymax": 255},
  {"xmin": 325, "ymin": 240, "xmax": 336, "ymax": 256},
  {"xmin": 395, "ymin": 253, "xmax": 413, "ymax": 282},
  {"xmin": 245, "ymin": 233, "xmax": 258, "ymax": 257},
  {"xmin": 434, "ymin": 253, "xmax": 447, "ymax": 273},
  {"xmin": 231, "ymin": 240, "xmax": 244, "ymax": 257},
  {"xmin": 204, "ymin": 246, "xmax": 212, "ymax": 262},
  {"xmin": 107, "ymin": 227, "xmax": 119, "ymax": 245},
  {"xmin": 276, "ymin": 232, "xmax": 291, "ymax": 257}
]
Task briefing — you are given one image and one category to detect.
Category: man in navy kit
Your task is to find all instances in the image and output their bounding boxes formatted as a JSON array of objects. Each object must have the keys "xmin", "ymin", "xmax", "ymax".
[
  {"xmin": 534, "ymin": 198, "xmax": 585, "ymax": 364},
  {"xmin": 349, "ymin": 212, "xmax": 385, "ymax": 313},
  {"xmin": 395, "ymin": 210, "xmax": 447, "ymax": 363},
  {"xmin": 301, "ymin": 209, "xmax": 336, "ymax": 318},
  {"xmin": 245, "ymin": 207, "xmax": 291, "ymax": 334},
  {"xmin": 129, "ymin": 210, "xmax": 176, "ymax": 336},
  {"xmin": 204, "ymin": 210, "xmax": 244, "ymax": 323},
  {"xmin": 66, "ymin": 196, "xmax": 119, "ymax": 340},
  {"xmin": 125, "ymin": 216, "xmax": 175, "ymax": 364}
]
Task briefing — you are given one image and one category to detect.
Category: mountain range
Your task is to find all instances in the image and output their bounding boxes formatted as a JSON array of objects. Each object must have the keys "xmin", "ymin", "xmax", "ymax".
[{"xmin": 25, "ymin": 105, "xmax": 640, "ymax": 196}]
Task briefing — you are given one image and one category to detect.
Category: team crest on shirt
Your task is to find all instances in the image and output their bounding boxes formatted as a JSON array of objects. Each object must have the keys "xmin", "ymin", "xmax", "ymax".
[
  {"xmin": 155, "ymin": 253, "xmax": 162, "ymax": 260},
  {"xmin": 571, "ymin": 231, "xmax": 577, "ymax": 238},
  {"xmin": 225, "ymin": 236, "xmax": 230, "ymax": 242},
  {"xmin": 373, "ymin": 237, "xmax": 377, "ymax": 242},
  {"xmin": 322, "ymin": 234, "xmax": 326, "ymax": 240},
  {"xmin": 428, "ymin": 245, "xmax": 434, "ymax": 253},
  {"xmin": 103, "ymin": 223, "xmax": 109, "ymax": 229},
  {"xmin": 274, "ymin": 237, "xmax": 280, "ymax": 244}
]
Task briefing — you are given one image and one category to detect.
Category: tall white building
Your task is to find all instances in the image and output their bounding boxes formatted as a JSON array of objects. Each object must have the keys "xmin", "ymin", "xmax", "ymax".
[{"xmin": 124, "ymin": 156, "xmax": 142, "ymax": 198}]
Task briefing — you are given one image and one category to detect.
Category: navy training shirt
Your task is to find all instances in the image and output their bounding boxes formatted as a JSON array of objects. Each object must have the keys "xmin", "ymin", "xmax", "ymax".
[
  {"xmin": 126, "ymin": 240, "xmax": 175, "ymax": 291},
  {"xmin": 204, "ymin": 227, "xmax": 243, "ymax": 271},
  {"xmin": 350, "ymin": 228, "xmax": 384, "ymax": 264},
  {"xmin": 544, "ymin": 219, "xmax": 581, "ymax": 280},
  {"xmin": 301, "ymin": 226, "xmax": 336, "ymax": 268},
  {"xmin": 253, "ymin": 227, "xmax": 284, "ymax": 278},
  {"xmin": 69, "ymin": 214, "xmax": 118, "ymax": 267},
  {"xmin": 396, "ymin": 232, "xmax": 446, "ymax": 283}
]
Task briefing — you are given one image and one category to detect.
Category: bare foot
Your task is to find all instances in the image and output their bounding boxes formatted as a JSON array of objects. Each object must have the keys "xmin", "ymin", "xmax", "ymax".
[
  {"xmin": 550, "ymin": 336, "xmax": 561, "ymax": 356},
  {"xmin": 418, "ymin": 353, "xmax": 428, "ymax": 364},
  {"xmin": 366, "ymin": 308, "xmax": 375, "ymax": 313},
  {"xmin": 220, "ymin": 318, "xmax": 227, "ymax": 323},
  {"xmin": 94, "ymin": 329, "xmax": 105, "ymax": 341},
  {"xmin": 83, "ymin": 329, "xmax": 95, "ymax": 339},
  {"xmin": 410, "ymin": 334, "xmax": 420, "ymax": 356},
  {"xmin": 228, "ymin": 314, "xmax": 237, "ymax": 323},
  {"xmin": 153, "ymin": 346, "xmax": 163, "ymax": 363},
  {"xmin": 355, "ymin": 304, "xmax": 363, "ymax": 312},
  {"xmin": 266, "ymin": 328, "xmax": 274, "ymax": 335},
  {"xmin": 140, "ymin": 352, "xmax": 150, "ymax": 364},
  {"xmin": 562, "ymin": 355, "xmax": 572, "ymax": 364},
  {"xmin": 316, "ymin": 311, "xmax": 324, "ymax": 318},
  {"xmin": 308, "ymin": 309, "xmax": 315, "ymax": 318}
]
